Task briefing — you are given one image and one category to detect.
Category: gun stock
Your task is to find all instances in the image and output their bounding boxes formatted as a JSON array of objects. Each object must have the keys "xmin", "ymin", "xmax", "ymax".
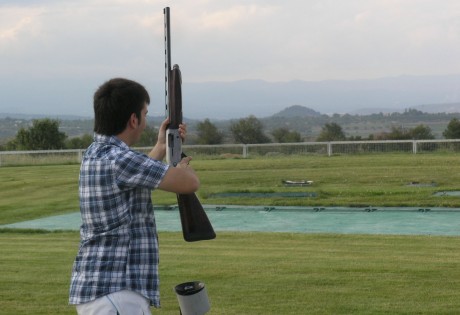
[
  {"xmin": 164, "ymin": 7, "xmax": 216, "ymax": 242},
  {"xmin": 177, "ymin": 193, "xmax": 217, "ymax": 242}
]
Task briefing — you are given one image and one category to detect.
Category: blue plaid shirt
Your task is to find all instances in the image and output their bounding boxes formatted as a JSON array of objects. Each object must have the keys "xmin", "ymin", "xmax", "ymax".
[{"xmin": 69, "ymin": 134, "xmax": 169, "ymax": 307}]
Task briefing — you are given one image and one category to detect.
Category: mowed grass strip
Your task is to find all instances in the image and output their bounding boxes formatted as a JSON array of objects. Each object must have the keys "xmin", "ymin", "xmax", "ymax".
[
  {"xmin": 1, "ymin": 231, "xmax": 459, "ymax": 314},
  {"xmin": 2, "ymin": 154, "xmax": 460, "ymax": 225}
]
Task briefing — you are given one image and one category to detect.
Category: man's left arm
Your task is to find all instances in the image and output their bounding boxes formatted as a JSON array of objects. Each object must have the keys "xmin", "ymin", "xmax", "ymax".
[{"xmin": 149, "ymin": 119, "xmax": 186, "ymax": 161}]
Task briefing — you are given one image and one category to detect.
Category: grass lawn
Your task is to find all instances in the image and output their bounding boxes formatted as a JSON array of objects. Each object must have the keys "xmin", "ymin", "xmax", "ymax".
[
  {"xmin": 1, "ymin": 154, "xmax": 460, "ymax": 225},
  {"xmin": 1, "ymin": 154, "xmax": 460, "ymax": 314},
  {"xmin": 1, "ymin": 231, "xmax": 460, "ymax": 314}
]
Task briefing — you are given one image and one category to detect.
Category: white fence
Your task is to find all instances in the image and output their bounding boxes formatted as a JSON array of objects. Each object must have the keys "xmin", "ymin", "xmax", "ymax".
[
  {"xmin": 181, "ymin": 139, "xmax": 460, "ymax": 157},
  {"xmin": 1, "ymin": 139, "xmax": 460, "ymax": 166}
]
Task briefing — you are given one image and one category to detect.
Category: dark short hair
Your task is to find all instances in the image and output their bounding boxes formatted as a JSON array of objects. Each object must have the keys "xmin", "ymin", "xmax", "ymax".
[{"xmin": 93, "ymin": 78, "xmax": 150, "ymax": 135}]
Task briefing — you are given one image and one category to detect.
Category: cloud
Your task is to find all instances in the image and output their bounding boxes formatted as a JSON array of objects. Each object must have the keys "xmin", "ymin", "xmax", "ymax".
[
  {"xmin": 0, "ymin": 15, "xmax": 31, "ymax": 40},
  {"xmin": 0, "ymin": 6, "xmax": 44, "ymax": 42},
  {"xmin": 1, "ymin": 1, "xmax": 460, "ymax": 86},
  {"xmin": 197, "ymin": 4, "xmax": 278, "ymax": 30}
]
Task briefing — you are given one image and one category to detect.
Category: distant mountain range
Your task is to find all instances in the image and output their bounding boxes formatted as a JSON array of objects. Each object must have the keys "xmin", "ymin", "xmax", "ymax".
[
  {"xmin": 1, "ymin": 102, "xmax": 460, "ymax": 122},
  {"xmin": 1, "ymin": 73, "xmax": 459, "ymax": 119},
  {"xmin": 182, "ymin": 74, "xmax": 460, "ymax": 118}
]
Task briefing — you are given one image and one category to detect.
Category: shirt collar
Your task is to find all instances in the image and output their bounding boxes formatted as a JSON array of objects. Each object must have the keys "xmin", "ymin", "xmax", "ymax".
[{"xmin": 94, "ymin": 133, "xmax": 130, "ymax": 150}]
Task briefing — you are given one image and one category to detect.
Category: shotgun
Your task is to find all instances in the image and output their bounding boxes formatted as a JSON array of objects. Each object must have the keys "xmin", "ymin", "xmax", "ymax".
[{"xmin": 164, "ymin": 7, "xmax": 216, "ymax": 242}]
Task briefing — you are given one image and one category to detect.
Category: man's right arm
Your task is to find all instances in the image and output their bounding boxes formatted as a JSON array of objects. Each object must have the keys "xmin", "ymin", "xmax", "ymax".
[{"xmin": 158, "ymin": 156, "xmax": 200, "ymax": 194}]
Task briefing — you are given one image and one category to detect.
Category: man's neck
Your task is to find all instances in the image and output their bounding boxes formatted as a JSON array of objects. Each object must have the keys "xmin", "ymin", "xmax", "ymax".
[{"xmin": 115, "ymin": 131, "xmax": 134, "ymax": 147}]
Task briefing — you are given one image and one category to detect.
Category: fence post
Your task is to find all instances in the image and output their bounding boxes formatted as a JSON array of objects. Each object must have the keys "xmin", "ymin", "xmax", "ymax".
[
  {"xmin": 413, "ymin": 141, "xmax": 417, "ymax": 154},
  {"xmin": 243, "ymin": 144, "xmax": 248, "ymax": 158},
  {"xmin": 327, "ymin": 142, "xmax": 332, "ymax": 156}
]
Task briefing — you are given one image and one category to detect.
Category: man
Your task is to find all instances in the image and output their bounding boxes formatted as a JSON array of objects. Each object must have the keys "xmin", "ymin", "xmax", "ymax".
[{"xmin": 69, "ymin": 78, "xmax": 199, "ymax": 314}]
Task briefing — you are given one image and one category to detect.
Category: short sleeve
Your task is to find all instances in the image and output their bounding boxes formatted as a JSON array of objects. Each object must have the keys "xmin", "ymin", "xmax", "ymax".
[{"xmin": 115, "ymin": 150, "xmax": 169, "ymax": 190}]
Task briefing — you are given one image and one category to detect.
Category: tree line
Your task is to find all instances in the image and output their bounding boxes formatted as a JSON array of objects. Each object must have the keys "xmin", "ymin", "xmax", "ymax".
[{"xmin": 2, "ymin": 116, "xmax": 460, "ymax": 151}]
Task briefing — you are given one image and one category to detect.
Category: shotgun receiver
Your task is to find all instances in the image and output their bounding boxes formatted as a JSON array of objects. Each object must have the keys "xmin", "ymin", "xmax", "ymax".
[{"xmin": 164, "ymin": 7, "xmax": 216, "ymax": 242}]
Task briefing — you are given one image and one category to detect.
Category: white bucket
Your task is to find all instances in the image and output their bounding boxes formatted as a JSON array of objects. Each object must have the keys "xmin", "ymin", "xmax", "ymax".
[{"xmin": 174, "ymin": 281, "xmax": 210, "ymax": 315}]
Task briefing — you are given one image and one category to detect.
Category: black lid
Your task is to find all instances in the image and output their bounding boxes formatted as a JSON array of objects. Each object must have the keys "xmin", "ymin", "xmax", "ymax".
[{"xmin": 174, "ymin": 281, "xmax": 205, "ymax": 296}]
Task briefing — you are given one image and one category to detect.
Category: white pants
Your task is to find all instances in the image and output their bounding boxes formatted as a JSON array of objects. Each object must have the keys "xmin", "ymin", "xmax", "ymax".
[{"xmin": 76, "ymin": 290, "xmax": 152, "ymax": 315}]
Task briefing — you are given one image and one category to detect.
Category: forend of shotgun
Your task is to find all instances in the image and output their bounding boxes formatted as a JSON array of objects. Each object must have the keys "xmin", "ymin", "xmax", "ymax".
[{"xmin": 166, "ymin": 65, "xmax": 182, "ymax": 167}]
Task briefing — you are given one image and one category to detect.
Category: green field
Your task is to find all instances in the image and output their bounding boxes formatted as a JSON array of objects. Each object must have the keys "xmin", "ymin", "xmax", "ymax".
[
  {"xmin": 1, "ymin": 154, "xmax": 460, "ymax": 314},
  {"xmin": 1, "ymin": 231, "xmax": 460, "ymax": 314},
  {"xmin": 1, "ymin": 154, "xmax": 460, "ymax": 225}
]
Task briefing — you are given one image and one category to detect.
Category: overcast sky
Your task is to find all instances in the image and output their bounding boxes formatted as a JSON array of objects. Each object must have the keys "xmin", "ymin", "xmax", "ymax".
[{"xmin": 1, "ymin": 0, "xmax": 460, "ymax": 116}]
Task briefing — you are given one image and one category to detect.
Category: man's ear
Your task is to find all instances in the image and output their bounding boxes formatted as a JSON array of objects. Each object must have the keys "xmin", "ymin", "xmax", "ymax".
[{"xmin": 128, "ymin": 113, "xmax": 139, "ymax": 129}]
